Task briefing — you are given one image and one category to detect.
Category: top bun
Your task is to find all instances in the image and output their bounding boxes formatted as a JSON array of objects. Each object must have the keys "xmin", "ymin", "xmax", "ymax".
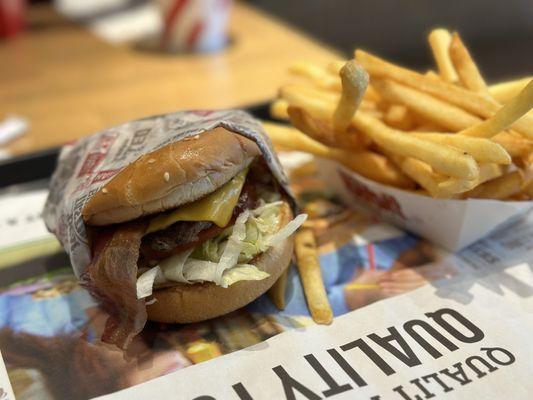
[{"xmin": 82, "ymin": 127, "xmax": 260, "ymax": 226}]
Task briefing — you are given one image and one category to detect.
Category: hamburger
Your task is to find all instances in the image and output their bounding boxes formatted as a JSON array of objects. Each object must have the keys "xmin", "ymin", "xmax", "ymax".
[{"xmin": 76, "ymin": 126, "xmax": 306, "ymax": 347}]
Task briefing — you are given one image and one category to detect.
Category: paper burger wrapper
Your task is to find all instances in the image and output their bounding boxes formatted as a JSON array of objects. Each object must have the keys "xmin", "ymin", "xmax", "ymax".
[
  {"xmin": 43, "ymin": 110, "xmax": 294, "ymax": 277},
  {"xmin": 316, "ymin": 158, "xmax": 533, "ymax": 252}
]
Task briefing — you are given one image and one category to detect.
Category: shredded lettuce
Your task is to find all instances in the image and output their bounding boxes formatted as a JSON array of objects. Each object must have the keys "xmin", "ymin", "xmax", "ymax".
[
  {"xmin": 214, "ymin": 210, "xmax": 250, "ymax": 286},
  {"xmin": 159, "ymin": 248, "xmax": 195, "ymax": 283},
  {"xmin": 221, "ymin": 264, "xmax": 269, "ymax": 286},
  {"xmin": 137, "ymin": 266, "xmax": 165, "ymax": 299},
  {"xmin": 136, "ymin": 200, "xmax": 307, "ymax": 299}
]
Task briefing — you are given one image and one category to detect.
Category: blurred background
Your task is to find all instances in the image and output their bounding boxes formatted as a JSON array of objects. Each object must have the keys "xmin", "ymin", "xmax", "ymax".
[
  {"xmin": 1, "ymin": 0, "xmax": 532, "ymax": 158},
  {"xmin": 251, "ymin": 0, "xmax": 533, "ymax": 80}
]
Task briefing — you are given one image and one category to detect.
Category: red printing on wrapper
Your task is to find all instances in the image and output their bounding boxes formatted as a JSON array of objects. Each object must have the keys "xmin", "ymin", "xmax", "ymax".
[
  {"xmin": 339, "ymin": 169, "xmax": 405, "ymax": 219},
  {"xmin": 76, "ymin": 134, "xmax": 116, "ymax": 178},
  {"xmin": 92, "ymin": 169, "xmax": 122, "ymax": 184}
]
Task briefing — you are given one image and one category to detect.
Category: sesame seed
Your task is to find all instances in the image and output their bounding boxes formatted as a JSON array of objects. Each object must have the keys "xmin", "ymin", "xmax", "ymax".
[
  {"xmin": 193, "ymin": 134, "xmax": 200, "ymax": 140},
  {"xmin": 148, "ymin": 158, "xmax": 156, "ymax": 164},
  {"xmin": 102, "ymin": 188, "xmax": 108, "ymax": 194},
  {"xmin": 164, "ymin": 172, "xmax": 170, "ymax": 182}
]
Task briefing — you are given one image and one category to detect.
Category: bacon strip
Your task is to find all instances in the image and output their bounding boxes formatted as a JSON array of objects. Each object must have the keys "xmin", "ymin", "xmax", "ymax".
[{"xmin": 81, "ymin": 221, "xmax": 147, "ymax": 350}]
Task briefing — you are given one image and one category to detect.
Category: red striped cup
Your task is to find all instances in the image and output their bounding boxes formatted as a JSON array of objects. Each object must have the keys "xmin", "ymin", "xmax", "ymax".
[{"xmin": 158, "ymin": 0, "xmax": 232, "ymax": 53}]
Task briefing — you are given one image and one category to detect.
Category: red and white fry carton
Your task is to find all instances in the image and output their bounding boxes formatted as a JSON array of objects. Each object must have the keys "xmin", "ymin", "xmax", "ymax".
[
  {"xmin": 157, "ymin": 0, "xmax": 232, "ymax": 53},
  {"xmin": 317, "ymin": 158, "xmax": 533, "ymax": 252}
]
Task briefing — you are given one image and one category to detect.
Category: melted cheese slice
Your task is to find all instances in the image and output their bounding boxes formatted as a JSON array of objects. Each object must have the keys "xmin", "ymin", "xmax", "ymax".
[{"xmin": 147, "ymin": 168, "xmax": 248, "ymax": 233}]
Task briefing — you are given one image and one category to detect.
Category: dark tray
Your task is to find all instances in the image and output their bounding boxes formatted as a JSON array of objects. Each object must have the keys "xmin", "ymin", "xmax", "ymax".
[{"xmin": 0, "ymin": 103, "xmax": 275, "ymax": 189}]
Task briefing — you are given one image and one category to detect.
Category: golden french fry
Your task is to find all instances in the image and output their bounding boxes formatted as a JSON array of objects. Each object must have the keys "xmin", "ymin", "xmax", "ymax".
[
  {"xmin": 326, "ymin": 60, "xmax": 347, "ymax": 75},
  {"xmin": 398, "ymin": 157, "xmax": 452, "ymax": 198},
  {"xmin": 438, "ymin": 163, "xmax": 503, "ymax": 193},
  {"xmin": 281, "ymin": 84, "xmax": 387, "ymax": 124},
  {"xmin": 359, "ymin": 99, "xmax": 378, "ymax": 111},
  {"xmin": 270, "ymin": 99, "xmax": 289, "ymax": 120},
  {"xmin": 356, "ymin": 49, "xmax": 533, "ymax": 138},
  {"xmin": 361, "ymin": 108, "xmax": 385, "ymax": 120},
  {"xmin": 289, "ymin": 62, "xmax": 341, "ymax": 91},
  {"xmin": 459, "ymin": 80, "xmax": 533, "ymax": 138},
  {"xmin": 466, "ymin": 170, "xmax": 524, "ymax": 199},
  {"xmin": 263, "ymin": 120, "xmax": 331, "ymax": 154},
  {"xmin": 282, "ymin": 83, "xmax": 340, "ymax": 104},
  {"xmin": 490, "ymin": 77, "xmax": 532, "ymax": 104},
  {"xmin": 288, "ymin": 106, "xmax": 366, "ymax": 151},
  {"xmin": 289, "ymin": 62, "xmax": 325, "ymax": 80},
  {"xmin": 333, "ymin": 60, "xmax": 369, "ymax": 132},
  {"xmin": 353, "ymin": 112, "xmax": 480, "ymax": 179},
  {"xmin": 411, "ymin": 133, "xmax": 511, "ymax": 164},
  {"xmin": 268, "ymin": 269, "xmax": 288, "ymax": 310},
  {"xmin": 524, "ymin": 178, "xmax": 533, "ymax": 198},
  {"xmin": 428, "ymin": 29, "xmax": 458, "ymax": 83},
  {"xmin": 414, "ymin": 125, "xmax": 444, "ymax": 132},
  {"xmin": 294, "ymin": 228, "xmax": 333, "ymax": 325},
  {"xmin": 331, "ymin": 150, "xmax": 414, "ymax": 188},
  {"xmin": 449, "ymin": 32, "xmax": 489, "ymax": 94},
  {"xmin": 492, "ymin": 131, "xmax": 533, "ymax": 158},
  {"xmin": 425, "ymin": 70, "xmax": 441, "ymax": 80},
  {"xmin": 508, "ymin": 192, "xmax": 531, "ymax": 201},
  {"xmin": 385, "ymin": 104, "xmax": 415, "ymax": 130},
  {"xmin": 364, "ymin": 84, "xmax": 382, "ymax": 102},
  {"xmin": 373, "ymin": 79, "xmax": 481, "ymax": 131},
  {"xmin": 280, "ymin": 84, "xmax": 335, "ymax": 120},
  {"xmin": 262, "ymin": 121, "xmax": 413, "ymax": 188}
]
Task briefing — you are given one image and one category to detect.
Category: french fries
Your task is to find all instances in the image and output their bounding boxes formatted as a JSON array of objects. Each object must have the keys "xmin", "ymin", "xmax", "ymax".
[
  {"xmin": 449, "ymin": 32, "xmax": 488, "ymax": 94},
  {"xmin": 398, "ymin": 157, "xmax": 451, "ymax": 198},
  {"xmin": 356, "ymin": 49, "xmax": 533, "ymax": 139},
  {"xmin": 490, "ymin": 77, "xmax": 532, "ymax": 104},
  {"xmin": 270, "ymin": 99, "xmax": 290, "ymax": 120},
  {"xmin": 268, "ymin": 270, "xmax": 288, "ymax": 310},
  {"xmin": 411, "ymin": 133, "xmax": 511, "ymax": 164},
  {"xmin": 492, "ymin": 131, "xmax": 533, "ymax": 158},
  {"xmin": 288, "ymin": 106, "xmax": 366, "ymax": 151},
  {"xmin": 384, "ymin": 104, "xmax": 414, "ymax": 130},
  {"xmin": 373, "ymin": 79, "xmax": 481, "ymax": 131},
  {"xmin": 294, "ymin": 229, "xmax": 333, "ymax": 325},
  {"xmin": 268, "ymin": 31, "xmax": 533, "ymax": 325},
  {"xmin": 333, "ymin": 60, "xmax": 369, "ymax": 132},
  {"xmin": 262, "ymin": 121, "xmax": 414, "ymax": 188},
  {"xmin": 428, "ymin": 29, "xmax": 458, "ymax": 83},
  {"xmin": 272, "ymin": 29, "xmax": 533, "ymax": 201},
  {"xmin": 438, "ymin": 163, "xmax": 504, "ymax": 194},
  {"xmin": 466, "ymin": 170, "xmax": 524, "ymax": 199},
  {"xmin": 459, "ymin": 80, "xmax": 533, "ymax": 138},
  {"xmin": 289, "ymin": 62, "xmax": 341, "ymax": 91},
  {"xmin": 353, "ymin": 112, "xmax": 480, "ymax": 179}
]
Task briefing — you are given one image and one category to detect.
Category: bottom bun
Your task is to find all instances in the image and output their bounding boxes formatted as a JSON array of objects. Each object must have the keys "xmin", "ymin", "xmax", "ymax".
[{"xmin": 146, "ymin": 202, "xmax": 294, "ymax": 323}]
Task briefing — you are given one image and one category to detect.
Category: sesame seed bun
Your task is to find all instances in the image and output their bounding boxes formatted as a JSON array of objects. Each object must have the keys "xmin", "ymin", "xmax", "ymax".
[{"xmin": 82, "ymin": 127, "xmax": 261, "ymax": 226}]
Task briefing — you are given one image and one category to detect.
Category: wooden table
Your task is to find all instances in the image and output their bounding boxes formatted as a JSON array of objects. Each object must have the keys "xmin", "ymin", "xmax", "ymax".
[{"xmin": 0, "ymin": 2, "xmax": 340, "ymax": 156}]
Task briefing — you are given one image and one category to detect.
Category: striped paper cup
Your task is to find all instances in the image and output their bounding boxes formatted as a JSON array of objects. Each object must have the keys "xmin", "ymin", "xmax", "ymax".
[{"xmin": 158, "ymin": 0, "xmax": 232, "ymax": 53}]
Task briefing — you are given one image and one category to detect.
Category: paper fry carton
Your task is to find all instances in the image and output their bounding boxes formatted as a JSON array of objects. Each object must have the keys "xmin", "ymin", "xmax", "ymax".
[{"xmin": 317, "ymin": 158, "xmax": 533, "ymax": 251}]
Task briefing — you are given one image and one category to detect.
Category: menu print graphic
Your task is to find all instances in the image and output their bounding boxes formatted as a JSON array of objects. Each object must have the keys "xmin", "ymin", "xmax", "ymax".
[{"xmin": 97, "ymin": 261, "xmax": 533, "ymax": 400}]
